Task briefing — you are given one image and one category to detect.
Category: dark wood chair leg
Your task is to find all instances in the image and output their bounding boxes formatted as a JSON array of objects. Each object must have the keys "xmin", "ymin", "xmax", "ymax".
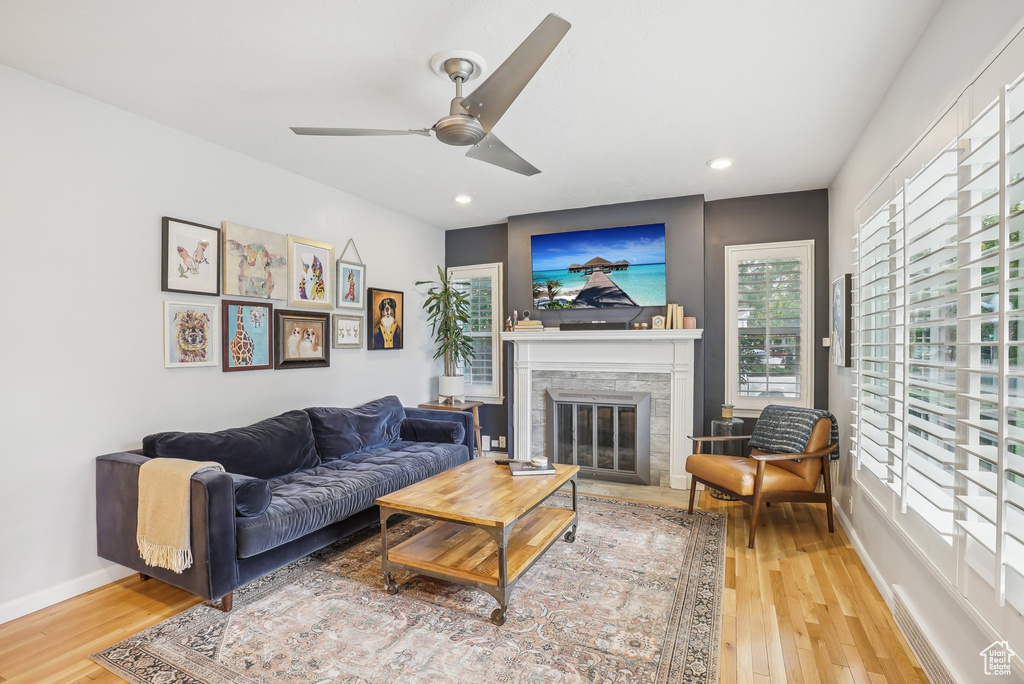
[
  {"xmin": 748, "ymin": 462, "xmax": 766, "ymax": 549},
  {"xmin": 218, "ymin": 593, "xmax": 233, "ymax": 612},
  {"xmin": 822, "ymin": 456, "xmax": 835, "ymax": 533},
  {"xmin": 688, "ymin": 476, "xmax": 698, "ymax": 514},
  {"xmin": 139, "ymin": 573, "xmax": 151, "ymax": 581}
]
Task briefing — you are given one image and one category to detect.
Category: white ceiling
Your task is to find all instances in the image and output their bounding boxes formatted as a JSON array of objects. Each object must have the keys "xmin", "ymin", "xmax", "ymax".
[{"xmin": 0, "ymin": 0, "xmax": 940, "ymax": 229}]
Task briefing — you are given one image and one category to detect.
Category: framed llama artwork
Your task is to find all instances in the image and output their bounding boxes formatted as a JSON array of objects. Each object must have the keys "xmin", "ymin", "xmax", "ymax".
[
  {"xmin": 222, "ymin": 221, "xmax": 288, "ymax": 300},
  {"xmin": 164, "ymin": 301, "xmax": 218, "ymax": 368},
  {"xmin": 161, "ymin": 217, "xmax": 220, "ymax": 296},
  {"xmin": 336, "ymin": 259, "xmax": 366, "ymax": 310},
  {"xmin": 287, "ymin": 235, "xmax": 334, "ymax": 309},
  {"xmin": 221, "ymin": 300, "xmax": 273, "ymax": 372}
]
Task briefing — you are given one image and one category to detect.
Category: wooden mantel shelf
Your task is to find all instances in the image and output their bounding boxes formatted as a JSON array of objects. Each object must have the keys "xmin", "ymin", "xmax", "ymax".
[{"xmin": 501, "ymin": 329, "xmax": 703, "ymax": 342}]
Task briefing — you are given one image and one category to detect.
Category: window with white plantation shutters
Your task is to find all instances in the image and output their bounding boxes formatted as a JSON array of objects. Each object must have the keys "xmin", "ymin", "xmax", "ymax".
[
  {"xmin": 852, "ymin": 63, "xmax": 1024, "ymax": 618},
  {"xmin": 725, "ymin": 241, "xmax": 814, "ymax": 416},
  {"xmin": 448, "ymin": 263, "xmax": 503, "ymax": 403}
]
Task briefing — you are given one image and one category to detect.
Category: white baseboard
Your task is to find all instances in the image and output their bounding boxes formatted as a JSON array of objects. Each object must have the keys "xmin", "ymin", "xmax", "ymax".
[
  {"xmin": 832, "ymin": 496, "xmax": 893, "ymax": 603},
  {"xmin": 0, "ymin": 565, "xmax": 132, "ymax": 625}
]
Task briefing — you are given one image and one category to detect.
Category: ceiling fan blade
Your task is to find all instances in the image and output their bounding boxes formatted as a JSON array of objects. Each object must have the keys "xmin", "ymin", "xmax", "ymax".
[
  {"xmin": 461, "ymin": 14, "xmax": 570, "ymax": 133},
  {"xmin": 466, "ymin": 132, "xmax": 540, "ymax": 176},
  {"xmin": 290, "ymin": 127, "xmax": 431, "ymax": 137}
]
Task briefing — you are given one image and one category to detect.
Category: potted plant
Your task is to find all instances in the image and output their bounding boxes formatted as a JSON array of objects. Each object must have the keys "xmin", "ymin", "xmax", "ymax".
[{"xmin": 417, "ymin": 266, "xmax": 475, "ymax": 402}]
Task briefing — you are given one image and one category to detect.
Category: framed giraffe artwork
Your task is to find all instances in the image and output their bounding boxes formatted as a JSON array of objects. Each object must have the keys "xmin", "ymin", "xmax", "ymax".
[
  {"xmin": 221, "ymin": 300, "xmax": 274, "ymax": 372},
  {"xmin": 286, "ymin": 235, "xmax": 334, "ymax": 310}
]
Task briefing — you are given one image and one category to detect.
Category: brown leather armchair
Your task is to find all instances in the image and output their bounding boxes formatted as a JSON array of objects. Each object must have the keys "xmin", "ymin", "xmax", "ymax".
[{"xmin": 685, "ymin": 417, "xmax": 837, "ymax": 548}]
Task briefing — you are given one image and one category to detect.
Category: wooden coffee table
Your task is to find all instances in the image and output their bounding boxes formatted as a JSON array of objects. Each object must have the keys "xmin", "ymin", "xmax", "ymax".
[{"xmin": 376, "ymin": 458, "xmax": 579, "ymax": 625}]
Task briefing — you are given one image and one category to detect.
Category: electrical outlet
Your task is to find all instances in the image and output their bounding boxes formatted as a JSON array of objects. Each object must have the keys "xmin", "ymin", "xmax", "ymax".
[
  {"xmin": 498, "ymin": 436, "xmax": 507, "ymax": 449},
  {"xmin": 481, "ymin": 435, "xmax": 491, "ymax": 451},
  {"xmin": 822, "ymin": 337, "xmax": 831, "ymax": 347}
]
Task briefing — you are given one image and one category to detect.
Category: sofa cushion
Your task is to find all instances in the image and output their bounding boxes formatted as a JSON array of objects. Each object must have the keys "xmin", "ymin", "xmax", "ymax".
[
  {"xmin": 142, "ymin": 410, "xmax": 320, "ymax": 480},
  {"xmin": 305, "ymin": 395, "xmax": 406, "ymax": 461},
  {"xmin": 235, "ymin": 440, "xmax": 468, "ymax": 558},
  {"xmin": 230, "ymin": 474, "xmax": 273, "ymax": 518},
  {"xmin": 400, "ymin": 417, "xmax": 465, "ymax": 445}
]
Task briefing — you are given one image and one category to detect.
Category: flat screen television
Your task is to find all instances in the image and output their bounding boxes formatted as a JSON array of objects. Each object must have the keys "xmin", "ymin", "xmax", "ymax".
[{"xmin": 531, "ymin": 223, "xmax": 667, "ymax": 309}]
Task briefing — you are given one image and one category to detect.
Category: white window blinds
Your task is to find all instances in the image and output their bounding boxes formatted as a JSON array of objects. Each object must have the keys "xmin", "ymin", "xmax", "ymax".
[
  {"xmin": 853, "ymin": 67, "xmax": 1024, "ymax": 614},
  {"xmin": 449, "ymin": 263, "xmax": 503, "ymax": 403},
  {"xmin": 726, "ymin": 241, "xmax": 814, "ymax": 416}
]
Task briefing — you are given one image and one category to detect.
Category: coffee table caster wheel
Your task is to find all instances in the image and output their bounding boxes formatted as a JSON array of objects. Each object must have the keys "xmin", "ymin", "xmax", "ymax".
[
  {"xmin": 490, "ymin": 607, "xmax": 506, "ymax": 626},
  {"xmin": 564, "ymin": 527, "xmax": 576, "ymax": 543},
  {"xmin": 384, "ymin": 575, "xmax": 399, "ymax": 595}
]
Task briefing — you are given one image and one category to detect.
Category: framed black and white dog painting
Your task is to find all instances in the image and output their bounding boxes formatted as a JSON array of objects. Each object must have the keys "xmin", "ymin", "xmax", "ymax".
[{"xmin": 367, "ymin": 288, "xmax": 403, "ymax": 350}]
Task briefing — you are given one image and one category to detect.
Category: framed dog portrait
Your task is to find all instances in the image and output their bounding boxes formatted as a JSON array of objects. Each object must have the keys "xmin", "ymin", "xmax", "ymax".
[
  {"xmin": 164, "ymin": 301, "xmax": 218, "ymax": 368},
  {"xmin": 222, "ymin": 300, "xmax": 273, "ymax": 372},
  {"xmin": 162, "ymin": 217, "xmax": 220, "ymax": 296},
  {"xmin": 336, "ymin": 259, "xmax": 366, "ymax": 310},
  {"xmin": 222, "ymin": 222, "xmax": 288, "ymax": 300},
  {"xmin": 367, "ymin": 288, "xmax": 404, "ymax": 350},
  {"xmin": 332, "ymin": 314, "xmax": 363, "ymax": 349},
  {"xmin": 275, "ymin": 309, "xmax": 330, "ymax": 369},
  {"xmin": 287, "ymin": 235, "xmax": 334, "ymax": 310}
]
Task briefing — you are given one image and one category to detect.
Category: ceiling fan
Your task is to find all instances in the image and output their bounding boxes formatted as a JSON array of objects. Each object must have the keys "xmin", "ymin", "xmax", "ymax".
[{"xmin": 290, "ymin": 14, "xmax": 570, "ymax": 176}]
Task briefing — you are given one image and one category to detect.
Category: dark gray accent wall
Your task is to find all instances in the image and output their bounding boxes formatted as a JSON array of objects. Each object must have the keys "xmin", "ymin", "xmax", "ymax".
[
  {"xmin": 507, "ymin": 195, "xmax": 706, "ymax": 452},
  {"xmin": 445, "ymin": 223, "xmax": 510, "ymax": 447},
  {"xmin": 702, "ymin": 189, "xmax": 830, "ymax": 433}
]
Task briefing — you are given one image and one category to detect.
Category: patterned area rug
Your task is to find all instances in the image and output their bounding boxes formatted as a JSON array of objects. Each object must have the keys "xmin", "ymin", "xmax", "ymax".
[{"xmin": 93, "ymin": 494, "xmax": 725, "ymax": 683}]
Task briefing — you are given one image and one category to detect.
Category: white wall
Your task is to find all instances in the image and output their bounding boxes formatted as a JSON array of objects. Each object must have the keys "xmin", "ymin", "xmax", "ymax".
[
  {"xmin": 829, "ymin": 1, "xmax": 1024, "ymax": 680},
  {"xmin": 0, "ymin": 64, "xmax": 445, "ymax": 623}
]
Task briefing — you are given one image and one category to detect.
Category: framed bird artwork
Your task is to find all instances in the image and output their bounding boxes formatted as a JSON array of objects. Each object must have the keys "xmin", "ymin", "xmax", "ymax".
[{"xmin": 161, "ymin": 217, "xmax": 221, "ymax": 296}]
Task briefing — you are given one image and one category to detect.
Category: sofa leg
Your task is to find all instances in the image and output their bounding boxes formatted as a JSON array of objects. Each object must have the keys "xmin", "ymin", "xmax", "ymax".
[
  {"xmin": 218, "ymin": 593, "xmax": 233, "ymax": 612},
  {"xmin": 139, "ymin": 573, "xmax": 151, "ymax": 582}
]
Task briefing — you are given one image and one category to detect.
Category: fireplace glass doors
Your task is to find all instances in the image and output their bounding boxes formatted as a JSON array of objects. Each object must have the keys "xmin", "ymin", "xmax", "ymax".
[{"xmin": 546, "ymin": 390, "xmax": 651, "ymax": 485}]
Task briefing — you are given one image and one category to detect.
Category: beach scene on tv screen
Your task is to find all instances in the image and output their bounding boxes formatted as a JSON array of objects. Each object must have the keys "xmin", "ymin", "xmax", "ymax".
[{"xmin": 531, "ymin": 223, "xmax": 667, "ymax": 309}]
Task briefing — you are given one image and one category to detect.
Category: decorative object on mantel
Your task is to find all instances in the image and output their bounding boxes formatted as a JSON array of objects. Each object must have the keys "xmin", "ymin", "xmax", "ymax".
[
  {"xmin": 505, "ymin": 316, "xmax": 513, "ymax": 332},
  {"xmin": 336, "ymin": 238, "xmax": 366, "ymax": 311},
  {"xmin": 91, "ymin": 494, "xmax": 725, "ymax": 684},
  {"xmin": 708, "ymin": 404, "xmax": 743, "ymax": 501},
  {"xmin": 683, "ymin": 316, "xmax": 697, "ymax": 329},
  {"xmin": 652, "ymin": 314, "xmax": 666, "ymax": 329},
  {"xmin": 416, "ymin": 266, "xmax": 473, "ymax": 401},
  {"xmin": 161, "ymin": 217, "xmax": 220, "ymax": 296},
  {"xmin": 831, "ymin": 273, "xmax": 852, "ymax": 367}
]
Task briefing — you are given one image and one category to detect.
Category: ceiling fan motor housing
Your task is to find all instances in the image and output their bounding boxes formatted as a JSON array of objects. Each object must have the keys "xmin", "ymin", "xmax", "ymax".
[{"xmin": 434, "ymin": 113, "xmax": 485, "ymax": 146}]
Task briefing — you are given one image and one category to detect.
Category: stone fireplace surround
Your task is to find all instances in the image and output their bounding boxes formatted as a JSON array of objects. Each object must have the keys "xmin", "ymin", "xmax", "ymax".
[{"xmin": 502, "ymin": 329, "xmax": 703, "ymax": 489}]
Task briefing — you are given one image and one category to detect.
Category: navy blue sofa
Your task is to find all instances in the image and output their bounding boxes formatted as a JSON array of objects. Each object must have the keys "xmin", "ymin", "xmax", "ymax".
[{"xmin": 95, "ymin": 396, "xmax": 473, "ymax": 609}]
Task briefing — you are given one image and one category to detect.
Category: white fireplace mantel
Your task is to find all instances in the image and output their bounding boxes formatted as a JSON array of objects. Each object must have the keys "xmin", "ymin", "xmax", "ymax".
[{"xmin": 502, "ymin": 329, "xmax": 703, "ymax": 489}]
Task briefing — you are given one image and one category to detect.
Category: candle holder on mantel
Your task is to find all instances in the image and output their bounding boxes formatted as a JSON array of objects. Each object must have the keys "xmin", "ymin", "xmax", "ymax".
[{"xmin": 709, "ymin": 404, "xmax": 744, "ymax": 501}]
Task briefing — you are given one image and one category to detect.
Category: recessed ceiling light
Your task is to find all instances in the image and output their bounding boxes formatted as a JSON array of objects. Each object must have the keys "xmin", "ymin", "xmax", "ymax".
[
  {"xmin": 707, "ymin": 158, "xmax": 733, "ymax": 170},
  {"xmin": 454, "ymin": 194, "xmax": 474, "ymax": 204}
]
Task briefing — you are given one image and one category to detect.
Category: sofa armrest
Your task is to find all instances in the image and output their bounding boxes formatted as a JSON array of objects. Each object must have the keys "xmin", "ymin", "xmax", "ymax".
[
  {"xmin": 95, "ymin": 451, "xmax": 238, "ymax": 601},
  {"xmin": 403, "ymin": 408, "xmax": 475, "ymax": 459}
]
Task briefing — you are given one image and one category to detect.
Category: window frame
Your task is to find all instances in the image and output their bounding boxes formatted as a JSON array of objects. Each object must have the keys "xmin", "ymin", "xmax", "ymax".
[
  {"xmin": 447, "ymin": 262, "xmax": 504, "ymax": 404},
  {"xmin": 724, "ymin": 239, "xmax": 815, "ymax": 417}
]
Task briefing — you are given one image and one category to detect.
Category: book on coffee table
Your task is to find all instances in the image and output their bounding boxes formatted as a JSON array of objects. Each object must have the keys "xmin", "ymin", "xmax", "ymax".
[{"xmin": 508, "ymin": 460, "xmax": 556, "ymax": 476}]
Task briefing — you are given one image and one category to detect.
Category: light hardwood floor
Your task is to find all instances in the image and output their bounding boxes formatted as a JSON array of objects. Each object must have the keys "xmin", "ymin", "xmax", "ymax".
[{"xmin": 0, "ymin": 485, "xmax": 927, "ymax": 684}]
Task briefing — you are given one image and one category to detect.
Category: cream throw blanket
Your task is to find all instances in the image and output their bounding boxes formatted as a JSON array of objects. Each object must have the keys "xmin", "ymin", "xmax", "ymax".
[{"xmin": 137, "ymin": 458, "xmax": 224, "ymax": 573}]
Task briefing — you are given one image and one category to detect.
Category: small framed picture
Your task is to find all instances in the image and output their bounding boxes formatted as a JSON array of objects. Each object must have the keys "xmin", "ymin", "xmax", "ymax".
[
  {"xmin": 162, "ymin": 217, "xmax": 220, "ymax": 296},
  {"xmin": 332, "ymin": 314, "xmax": 363, "ymax": 349},
  {"xmin": 367, "ymin": 288, "xmax": 404, "ymax": 350},
  {"xmin": 336, "ymin": 260, "xmax": 366, "ymax": 310},
  {"xmin": 164, "ymin": 301, "xmax": 218, "ymax": 368},
  {"xmin": 222, "ymin": 221, "xmax": 288, "ymax": 300},
  {"xmin": 287, "ymin": 235, "xmax": 334, "ymax": 309},
  {"xmin": 832, "ymin": 273, "xmax": 852, "ymax": 367},
  {"xmin": 275, "ymin": 309, "xmax": 330, "ymax": 369},
  {"xmin": 222, "ymin": 300, "xmax": 273, "ymax": 372},
  {"xmin": 652, "ymin": 315, "xmax": 666, "ymax": 330}
]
